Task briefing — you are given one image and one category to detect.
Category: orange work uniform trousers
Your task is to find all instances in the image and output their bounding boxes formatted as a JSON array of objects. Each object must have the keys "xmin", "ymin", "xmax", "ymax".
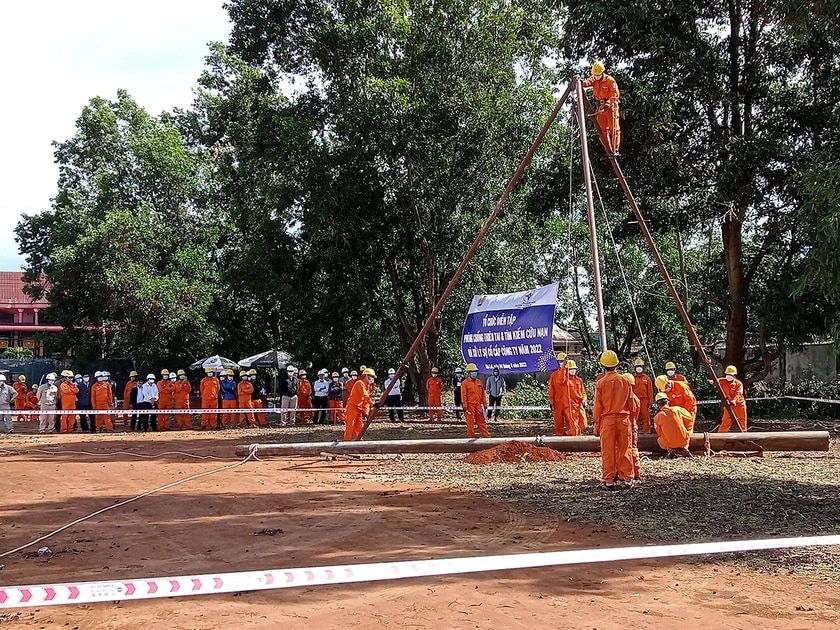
[
  {"xmin": 718, "ymin": 403, "xmax": 747, "ymax": 433},
  {"xmin": 599, "ymin": 415, "xmax": 633, "ymax": 484},
  {"xmin": 464, "ymin": 403, "xmax": 490, "ymax": 438}
]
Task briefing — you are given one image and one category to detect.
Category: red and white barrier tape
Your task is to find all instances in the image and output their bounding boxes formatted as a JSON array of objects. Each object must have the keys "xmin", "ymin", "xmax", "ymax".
[{"xmin": 1, "ymin": 534, "xmax": 838, "ymax": 609}]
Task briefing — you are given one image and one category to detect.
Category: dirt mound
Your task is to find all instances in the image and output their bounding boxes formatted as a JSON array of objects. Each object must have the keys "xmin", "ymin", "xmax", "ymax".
[{"xmin": 463, "ymin": 440, "xmax": 567, "ymax": 465}]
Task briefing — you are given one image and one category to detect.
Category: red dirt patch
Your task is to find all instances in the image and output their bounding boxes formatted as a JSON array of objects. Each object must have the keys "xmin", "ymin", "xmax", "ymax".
[{"xmin": 463, "ymin": 439, "xmax": 567, "ymax": 464}]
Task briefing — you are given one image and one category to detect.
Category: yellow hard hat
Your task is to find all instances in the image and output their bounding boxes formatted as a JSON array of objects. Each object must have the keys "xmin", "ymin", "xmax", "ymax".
[
  {"xmin": 61, "ymin": 370, "xmax": 74, "ymax": 378},
  {"xmin": 17, "ymin": 374, "xmax": 25, "ymax": 382},
  {"xmin": 331, "ymin": 371, "xmax": 339, "ymax": 377},
  {"xmin": 623, "ymin": 372, "xmax": 636, "ymax": 385},
  {"xmin": 205, "ymin": 367, "xmax": 214, "ymax": 373},
  {"xmin": 655, "ymin": 392, "xmax": 669, "ymax": 403},
  {"xmin": 665, "ymin": 361, "xmax": 677, "ymax": 370},
  {"xmin": 226, "ymin": 369, "xmax": 234, "ymax": 376},
  {"xmin": 299, "ymin": 369, "xmax": 307, "ymax": 376},
  {"xmin": 32, "ymin": 384, "xmax": 39, "ymax": 390},
  {"xmin": 592, "ymin": 61, "xmax": 605, "ymax": 76},
  {"xmin": 359, "ymin": 364, "xmax": 367, "ymax": 373},
  {"xmin": 599, "ymin": 350, "xmax": 619, "ymax": 368},
  {"xmin": 566, "ymin": 359, "xmax": 577, "ymax": 369},
  {"xmin": 161, "ymin": 369, "xmax": 170, "ymax": 375},
  {"xmin": 465, "ymin": 362, "xmax": 478, "ymax": 372},
  {"xmin": 239, "ymin": 370, "xmax": 247, "ymax": 377},
  {"xmin": 363, "ymin": 368, "xmax": 377, "ymax": 378},
  {"xmin": 248, "ymin": 369, "xmax": 257, "ymax": 375},
  {"xmin": 431, "ymin": 367, "xmax": 439, "ymax": 373},
  {"xmin": 724, "ymin": 365, "xmax": 737, "ymax": 375},
  {"xmin": 556, "ymin": 352, "xmax": 567, "ymax": 361},
  {"xmin": 350, "ymin": 370, "xmax": 358, "ymax": 376},
  {"xmin": 177, "ymin": 369, "xmax": 186, "ymax": 376},
  {"xmin": 655, "ymin": 375, "xmax": 669, "ymax": 392},
  {"xmin": 633, "ymin": 358, "xmax": 644, "ymax": 367},
  {"xmin": 129, "ymin": 370, "xmax": 138, "ymax": 377}
]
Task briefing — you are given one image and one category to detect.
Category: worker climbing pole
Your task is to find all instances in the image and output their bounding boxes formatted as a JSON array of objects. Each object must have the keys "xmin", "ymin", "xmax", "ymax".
[{"xmin": 580, "ymin": 61, "xmax": 621, "ymax": 158}]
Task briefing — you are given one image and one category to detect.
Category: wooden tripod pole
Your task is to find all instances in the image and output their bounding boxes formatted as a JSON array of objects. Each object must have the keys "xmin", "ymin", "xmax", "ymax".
[{"xmin": 355, "ymin": 83, "xmax": 575, "ymax": 440}]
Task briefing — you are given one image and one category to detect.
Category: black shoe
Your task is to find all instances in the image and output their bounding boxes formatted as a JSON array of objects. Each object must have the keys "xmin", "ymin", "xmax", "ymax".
[{"xmin": 600, "ymin": 482, "xmax": 617, "ymax": 491}]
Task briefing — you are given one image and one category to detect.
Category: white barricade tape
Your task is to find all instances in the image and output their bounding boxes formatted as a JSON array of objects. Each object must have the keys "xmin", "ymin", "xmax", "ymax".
[
  {"xmin": 783, "ymin": 395, "xmax": 840, "ymax": 405},
  {"xmin": 1, "ymin": 534, "xmax": 838, "ymax": 609}
]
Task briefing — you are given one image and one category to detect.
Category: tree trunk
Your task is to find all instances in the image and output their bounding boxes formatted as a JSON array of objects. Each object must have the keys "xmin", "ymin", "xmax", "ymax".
[{"xmin": 721, "ymin": 211, "xmax": 747, "ymax": 376}]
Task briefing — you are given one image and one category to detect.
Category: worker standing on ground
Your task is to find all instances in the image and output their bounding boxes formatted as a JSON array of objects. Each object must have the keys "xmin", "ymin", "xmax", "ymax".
[
  {"xmin": 200, "ymin": 368, "xmax": 220, "ymax": 430},
  {"xmin": 664, "ymin": 361, "xmax": 688, "ymax": 382},
  {"xmin": 157, "ymin": 369, "xmax": 175, "ymax": 430},
  {"xmin": 122, "ymin": 370, "xmax": 138, "ymax": 427},
  {"xmin": 384, "ymin": 368, "xmax": 404, "ymax": 423},
  {"xmin": 485, "ymin": 368, "xmax": 506, "ymax": 421},
  {"xmin": 461, "ymin": 363, "xmax": 490, "ymax": 438},
  {"xmin": 344, "ymin": 368, "xmax": 376, "ymax": 441},
  {"xmin": 91, "ymin": 371, "xmax": 115, "ymax": 432},
  {"xmin": 58, "ymin": 370, "xmax": 79, "ymax": 434},
  {"xmin": 426, "ymin": 367, "xmax": 443, "ymax": 421},
  {"xmin": 36, "ymin": 374, "xmax": 58, "ymax": 434},
  {"xmin": 657, "ymin": 374, "xmax": 697, "ymax": 431},
  {"xmin": 452, "ymin": 367, "xmax": 465, "ymax": 422},
  {"xmin": 13, "ymin": 375, "xmax": 27, "ymax": 421},
  {"xmin": 313, "ymin": 369, "xmax": 330, "ymax": 424},
  {"xmin": 297, "ymin": 370, "xmax": 314, "ymax": 424},
  {"xmin": 220, "ymin": 370, "xmax": 239, "ymax": 428},
  {"xmin": 632, "ymin": 358, "xmax": 654, "ymax": 433},
  {"xmin": 0, "ymin": 375, "xmax": 19, "ymax": 434},
  {"xmin": 328, "ymin": 372, "xmax": 344, "ymax": 423},
  {"xmin": 237, "ymin": 370, "xmax": 255, "ymax": 427},
  {"xmin": 25, "ymin": 383, "xmax": 38, "ymax": 414},
  {"xmin": 717, "ymin": 365, "xmax": 748, "ymax": 433},
  {"xmin": 566, "ymin": 360, "xmax": 588, "ymax": 434},
  {"xmin": 623, "ymin": 373, "xmax": 642, "ymax": 480},
  {"xmin": 548, "ymin": 352, "xmax": 569, "ymax": 435},
  {"xmin": 592, "ymin": 350, "xmax": 634, "ymax": 490},
  {"xmin": 174, "ymin": 370, "xmax": 192, "ymax": 429},
  {"xmin": 581, "ymin": 61, "xmax": 621, "ymax": 157},
  {"xmin": 653, "ymin": 393, "xmax": 693, "ymax": 456}
]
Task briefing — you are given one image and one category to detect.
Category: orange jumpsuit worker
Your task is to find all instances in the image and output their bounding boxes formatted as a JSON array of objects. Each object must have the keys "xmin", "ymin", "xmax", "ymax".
[
  {"xmin": 13, "ymin": 375, "xmax": 27, "ymax": 421},
  {"xmin": 717, "ymin": 365, "xmax": 748, "ymax": 433},
  {"xmin": 237, "ymin": 370, "xmax": 256, "ymax": 427},
  {"xmin": 25, "ymin": 384, "xmax": 39, "ymax": 411},
  {"xmin": 566, "ymin": 360, "xmax": 588, "ymax": 434},
  {"xmin": 122, "ymin": 371, "xmax": 138, "ymax": 425},
  {"xmin": 248, "ymin": 369, "xmax": 267, "ymax": 427},
  {"xmin": 657, "ymin": 375, "xmax": 697, "ymax": 431},
  {"xmin": 632, "ymin": 358, "xmax": 654, "ymax": 433},
  {"xmin": 174, "ymin": 370, "xmax": 192, "ymax": 429},
  {"xmin": 200, "ymin": 368, "xmax": 221, "ymax": 429},
  {"xmin": 157, "ymin": 369, "xmax": 175, "ymax": 430},
  {"xmin": 548, "ymin": 352, "xmax": 569, "ymax": 435},
  {"xmin": 593, "ymin": 351, "xmax": 634, "ymax": 490},
  {"xmin": 91, "ymin": 372, "xmax": 115, "ymax": 431},
  {"xmin": 58, "ymin": 370, "xmax": 79, "ymax": 433},
  {"xmin": 344, "ymin": 368, "xmax": 375, "ymax": 441},
  {"xmin": 623, "ymin": 373, "xmax": 642, "ymax": 480},
  {"xmin": 664, "ymin": 361, "xmax": 688, "ymax": 382},
  {"xmin": 426, "ymin": 368, "xmax": 443, "ymax": 421},
  {"xmin": 653, "ymin": 393, "xmax": 693, "ymax": 455},
  {"xmin": 297, "ymin": 370, "xmax": 313, "ymax": 423},
  {"xmin": 461, "ymin": 363, "xmax": 490, "ymax": 438},
  {"xmin": 581, "ymin": 61, "xmax": 621, "ymax": 157}
]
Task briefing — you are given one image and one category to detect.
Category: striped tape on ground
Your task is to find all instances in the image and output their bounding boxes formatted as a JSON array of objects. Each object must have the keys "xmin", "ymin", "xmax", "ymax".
[{"xmin": 1, "ymin": 535, "xmax": 839, "ymax": 609}]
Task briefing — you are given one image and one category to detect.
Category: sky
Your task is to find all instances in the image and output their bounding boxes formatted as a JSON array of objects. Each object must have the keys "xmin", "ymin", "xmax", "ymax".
[{"xmin": 0, "ymin": 1, "xmax": 233, "ymax": 271}]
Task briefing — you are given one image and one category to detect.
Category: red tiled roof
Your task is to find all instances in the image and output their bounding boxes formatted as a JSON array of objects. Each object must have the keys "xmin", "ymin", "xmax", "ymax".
[{"xmin": 0, "ymin": 272, "xmax": 50, "ymax": 306}]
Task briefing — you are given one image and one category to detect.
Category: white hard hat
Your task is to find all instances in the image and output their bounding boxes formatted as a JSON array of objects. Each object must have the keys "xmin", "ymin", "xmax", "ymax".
[
  {"xmin": 94, "ymin": 371, "xmax": 102, "ymax": 378},
  {"xmin": 287, "ymin": 365, "xmax": 296, "ymax": 372},
  {"xmin": 388, "ymin": 368, "xmax": 395, "ymax": 375},
  {"xmin": 0, "ymin": 375, "xmax": 6, "ymax": 382},
  {"xmin": 47, "ymin": 372, "xmax": 57, "ymax": 380},
  {"xmin": 146, "ymin": 373, "xmax": 156, "ymax": 380},
  {"xmin": 341, "ymin": 367, "xmax": 349, "ymax": 373}
]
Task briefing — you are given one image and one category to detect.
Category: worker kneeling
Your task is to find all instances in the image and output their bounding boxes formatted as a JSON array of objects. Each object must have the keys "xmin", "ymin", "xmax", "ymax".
[{"xmin": 653, "ymin": 393, "xmax": 693, "ymax": 458}]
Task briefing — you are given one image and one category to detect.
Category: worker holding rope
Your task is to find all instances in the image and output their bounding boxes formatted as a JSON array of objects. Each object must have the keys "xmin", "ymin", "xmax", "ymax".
[
  {"xmin": 717, "ymin": 365, "xmax": 748, "ymax": 432},
  {"xmin": 344, "ymin": 368, "xmax": 376, "ymax": 441},
  {"xmin": 581, "ymin": 61, "xmax": 621, "ymax": 157}
]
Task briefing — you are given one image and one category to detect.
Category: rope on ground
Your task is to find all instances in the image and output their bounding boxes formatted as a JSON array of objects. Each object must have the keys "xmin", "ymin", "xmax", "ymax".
[
  {"xmin": 0, "ymin": 446, "xmax": 259, "ymax": 560},
  {"xmin": 0, "ymin": 448, "xmax": 235, "ymax": 461}
]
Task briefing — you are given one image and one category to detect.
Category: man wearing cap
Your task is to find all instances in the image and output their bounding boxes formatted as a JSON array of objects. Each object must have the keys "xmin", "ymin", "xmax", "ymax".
[
  {"xmin": 548, "ymin": 352, "xmax": 569, "ymax": 436},
  {"xmin": 461, "ymin": 363, "xmax": 490, "ymax": 438},
  {"xmin": 297, "ymin": 370, "xmax": 314, "ymax": 424},
  {"xmin": 328, "ymin": 372, "xmax": 344, "ymax": 423},
  {"xmin": 157, "ymin": 369, "xmax": 176, "ymax": 430},
  {"xmin": 313, "ymin": 369, "xmax": 330, "ymax": 425},
  {"xmin": 426, "ymin": 367, "xmax": 443, "ymax": 421},
  {"xmin": 0, "ymin": 374, "xmax": 19, "ymax": 434},
  {"xmin": 136, "ymin": 373, "xmax": 159, "ymax": 431},
  {"xmin": 593, "ymin": 350, "xmax": 634, "ymax": 490},
  {"xmin": 653, "ymin": 393, "xmax": 693, "ymax": 457},
  {"xmin": 36, "ymin": 374, "xmax": 58, "ymax": 433},
  {"xmin": 200, "ymin": 368, "xmax": 221, "ymax": 430},
  {"xmin": 123, "ymin": 370, "xmax": 139, "ymax": 427},
  {"xmin": 344, "ymin": 368, "xmax": 376, "ymax": 441},
  {"xmin": 58, "ymin": 370, "xmax": 79, "ymax": 433},
  {"xmin": 248, "ymin": 369, "xmax": 267, "ymax": 427},
  {"xmin": 91, "ymin": 371, "xmax": 115, "ymax": 432},
  {"xmin": 174, "ymin": 370, "xmax": 193, "ymax": 429},
  {"xmin": 13, "ymin": 375, "xmax": 27, "ymax": 421},
  {"xmin": 237, "ymin": 370, "xmax": 256, "ymax": 427},
  {"xmin": 339, "ymin": 367, "xmax": 352, "ymax": 409},
  {"xmin": 717, "ymin": 365, "xmax": 748, "ymax": 433},
  {"xmin": 279, "ymin": 365, "xmax": 299, "ymax": 426},
  {"xmin": 76, "ymin": 373, "xmax": 94, "ymax": 433},
  {"xmin": 25, "ymin": 383, "xmax": 39, "ymax": 415},
  {"xmin": 383, "ymin": 368, "xmax": 404, "ymax": 423},
  {"xmin": 452, "ymin": 367, "xmax": 465, "ymax": 422}
]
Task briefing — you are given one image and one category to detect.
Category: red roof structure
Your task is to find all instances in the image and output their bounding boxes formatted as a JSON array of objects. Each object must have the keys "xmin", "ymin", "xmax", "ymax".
[{"xmin": 0, "ymin": 272, "xmax": 62, "ymax": 347}]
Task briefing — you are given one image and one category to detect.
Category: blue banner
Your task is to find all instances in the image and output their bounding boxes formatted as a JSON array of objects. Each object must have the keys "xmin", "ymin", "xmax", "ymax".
[{"xmin": 461, "ymin": 283, "xmax": 559, "ymax": 374}]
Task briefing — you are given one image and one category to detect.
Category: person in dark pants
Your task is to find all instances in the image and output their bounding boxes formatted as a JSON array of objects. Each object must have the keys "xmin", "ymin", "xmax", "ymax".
[
  {"xmin": 384, "ymin": 368, "xmax": 404, "ymax": 423},
  {"xmin": 452, "ymin": 367, "xmax": 464, "ymax": 422},
  {"xmin": 76, "ymin": 373, "xmax": 94, "ymax": 433},
  {"xmin": 312, "ymin": 369, "xmax": 330, "ymax": 424},
  {"xmin": 129, "ymin": 381, "xmax": 140, "ymax": 430},
  {"xmin": 485, "ymin": 368, "xmax": 506, "ymax": 420},
  {"xmin": 136, "ymin": 374, "xmax": 159, "ymax": 432}
]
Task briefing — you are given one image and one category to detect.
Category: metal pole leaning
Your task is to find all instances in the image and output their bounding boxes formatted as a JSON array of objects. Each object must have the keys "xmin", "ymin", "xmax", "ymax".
[
  {"xmin": 356, "ymin": 83, "xmax": 575, "ymax": 440},
  {"xmin": 578, "ymin": 97, "xmax": 742, "ymax": 430}
]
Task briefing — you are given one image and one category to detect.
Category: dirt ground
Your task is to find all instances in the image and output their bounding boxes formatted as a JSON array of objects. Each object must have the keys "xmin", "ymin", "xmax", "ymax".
[{"xmin": 1, "ymin": 419, "xmax": 839, "ymax": 629}]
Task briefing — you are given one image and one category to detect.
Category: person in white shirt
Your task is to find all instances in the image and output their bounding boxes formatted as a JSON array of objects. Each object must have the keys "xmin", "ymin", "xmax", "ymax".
[
  {"xmin": 0, "ymin": 374, "xmax": 20, "ymax": 433},
  {"xmin": 384, "ymin": 368, "xmax": 404, "ymax": 423},
  {"xmin": 36, "ymin": 373, "xmax": 59, "ymax": 434},
  {"xmin": 136, "ymin": 374, "xmax": 160, "ymax": 432},
  {"xmin": 312, "ymin": 369, "xmax": 330, "ymax": 425}
]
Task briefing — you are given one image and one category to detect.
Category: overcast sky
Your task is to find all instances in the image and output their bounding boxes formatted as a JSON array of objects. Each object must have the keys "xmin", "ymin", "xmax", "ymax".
[{"xmin": 0, "ymin": 1, "xmax": 232, "ymax": 270}]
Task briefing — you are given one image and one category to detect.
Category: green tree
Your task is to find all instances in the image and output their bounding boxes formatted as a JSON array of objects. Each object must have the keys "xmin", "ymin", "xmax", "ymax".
[
  {"xmin": 3, "ymin": 347, "xmax": 35, "ymax": 359},
  {"xmin": 15, "ymin": 91, "xmax": 219, "ymax": 364}
]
